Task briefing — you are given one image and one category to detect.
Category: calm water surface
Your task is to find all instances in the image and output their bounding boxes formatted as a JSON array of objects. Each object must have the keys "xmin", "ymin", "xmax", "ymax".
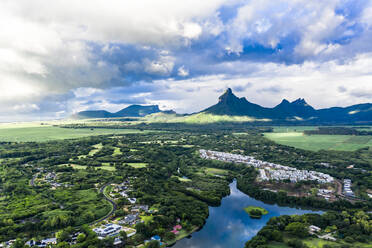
[{"xmin": 173, "ymin": 180, "xmax": 322, "ymax": 248}]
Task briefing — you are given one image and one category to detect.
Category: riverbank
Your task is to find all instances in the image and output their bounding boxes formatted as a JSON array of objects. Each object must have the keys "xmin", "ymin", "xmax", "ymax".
[
  {"xmin": 165, "ymin": 226, "xmax": 200, "ymax": 246},
  {"xmin": 172, "ymin": 180, "xmax": 322, "ymax": 248}
]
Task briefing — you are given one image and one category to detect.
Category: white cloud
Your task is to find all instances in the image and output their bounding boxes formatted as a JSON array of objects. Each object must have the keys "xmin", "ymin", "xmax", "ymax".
[
  {"xmin": 177, "ymin": 66, "xmax": 189, "ymax": 77},
  {"xmin": 73, "ymin": 87, "xmax": 103, "ymax": 98},
  {"xmin": 0, "ymin": 0, "xmax": 372, "ymax": 120},
  {"xmin": 144, "ymin": 55, "xmax": 175, "ymax": 75},
  {"xmin": 144, "ymin": 54, "xmax": 372, "ymax": 113},
  {"xmin": 13, "ymin": 104, "xmax": 40, "ymax": 112}
]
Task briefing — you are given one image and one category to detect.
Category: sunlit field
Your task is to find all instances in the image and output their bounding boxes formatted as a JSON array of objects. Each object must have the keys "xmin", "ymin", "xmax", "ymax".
[
  {"xmin": 265, "ymin": 131, "xmax": 372, "ymax": 151},
  {"xmin": 0, "ymin": 123, "xmax": 150, "ymax": 142}
]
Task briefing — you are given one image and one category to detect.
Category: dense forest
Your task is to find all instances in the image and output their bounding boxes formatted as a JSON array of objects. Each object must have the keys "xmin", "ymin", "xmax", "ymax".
[{"xmin": 0, "ymin": 124, "xmax": 371, "ymax": 247}]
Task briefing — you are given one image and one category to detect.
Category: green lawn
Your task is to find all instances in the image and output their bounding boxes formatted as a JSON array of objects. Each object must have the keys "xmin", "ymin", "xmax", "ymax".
[
  {"xmin": 89, "ymin": 143, "xmax": 103, "ymax": 156},
  {"xmin": 172, "ymin": 176, "xmax": 192, "ymax": 182},
  {"xmin": 125, "ymin": 162, "xmax": 148, "ymax": 168},
  {"xmin": 140, "ymin": 215, "xmax": 154, "ymax": 224},
  {"xmin": 99, "ymin": 166, "xmax": 116, "ymax": 171},
  {"xmin": 264, "ymin": 132, "xmax": 372, "ymax": 151},
  {"xmin": 204, "ymin": 167, "xmax": 229, "ymax": 176},
  {"xmin": 165, "ymin": 226, "xmax": 199, "ymax": 246},
  {"xmin": 0, "ymin": 125, "xmax": 151, "ymax": 142},
  {"xmin": 268, "ymin": 238, "xmax": 372, "ymax": 248},
  {"xmin": 59, "ymin": 164, "xmax": 115, "ymax": 171},
  {"xmin": 113, "ymin": 147, "xmax": 122, "ymax": 156}
]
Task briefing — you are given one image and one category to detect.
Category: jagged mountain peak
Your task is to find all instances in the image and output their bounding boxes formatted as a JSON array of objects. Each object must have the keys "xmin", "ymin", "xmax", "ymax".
[
  {"xmin": 219, "ymin": 88, "xmax": 238, "ymax": 102},
  {"xmin": 292, "ymin": 98, "xmax": 308, "ymax": 105},
  {"xmin": 278, "ymin": 99, "xmax": 290, "ymax": 105}
]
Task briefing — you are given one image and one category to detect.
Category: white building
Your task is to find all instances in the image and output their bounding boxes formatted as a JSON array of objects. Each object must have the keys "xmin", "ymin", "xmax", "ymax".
[{"xmin": 93, "ymin": 224, "xmax": 122, "ymax": 238}]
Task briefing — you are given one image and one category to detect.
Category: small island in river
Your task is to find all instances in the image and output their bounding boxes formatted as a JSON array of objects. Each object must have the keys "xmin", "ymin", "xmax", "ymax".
[{"xmin": 244, "ymin": 206, "xmax": 269, "ymax": 219}]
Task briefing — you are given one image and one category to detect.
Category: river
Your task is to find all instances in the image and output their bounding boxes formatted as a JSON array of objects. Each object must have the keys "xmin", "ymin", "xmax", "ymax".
[{"xmin": 173, "ymin": 180, "xmax": 322, "ymax": 248}]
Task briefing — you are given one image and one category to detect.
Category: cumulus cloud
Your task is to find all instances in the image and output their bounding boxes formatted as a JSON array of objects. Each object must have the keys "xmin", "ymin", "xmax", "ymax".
[
  {"xmin": 0, "ymin": 0, "xmax": 372, "ymax": 120},
  {"xmin": 177, "ymin": 66, "xmax": 189, "ymax": 77}
]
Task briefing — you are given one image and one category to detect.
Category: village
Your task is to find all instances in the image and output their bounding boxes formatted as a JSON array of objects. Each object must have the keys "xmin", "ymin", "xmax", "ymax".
[
  {"xmin": 2, "ymin": 178, "xmax": 185, "ymax": 248},
  {"xmin": 200, "ymin": 149, "xmax": 335, "ymax": 184}
]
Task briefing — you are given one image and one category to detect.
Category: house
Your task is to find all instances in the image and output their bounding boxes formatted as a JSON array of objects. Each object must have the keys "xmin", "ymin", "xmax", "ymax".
[
  {"xmin": 26, "ymin": 238, "xmax": 57, "ymax": 247},
  {"xmin": 113, "ymin": 237, "xmax": 123, "ymax": 246},
  {"xmin": 93, "ymin": 224, "xmax": 122, "ymax": 238},
  {"xmin": 309, "ymin": 225, "xmax": 321, "ymax": 233},
  {"xmin": 173, "ymin": 225, "xmax": 182, "ymax": 230},
  {"xmin": 119, "ymin": 214, "xmax": 139, "ymax": 226},
  {"xmin": 171, "ymin": 224, "xmax": 182, "ymax": 235},
  {"xmin": 145, "ymin": 235, "xmax": 163, "ymax": 246}
]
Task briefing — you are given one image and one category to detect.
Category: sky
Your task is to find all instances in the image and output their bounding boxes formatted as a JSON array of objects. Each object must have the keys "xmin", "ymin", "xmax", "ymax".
[{"xmin": 1, "ymin": 0, "xmax": 372, "ymax": 121}]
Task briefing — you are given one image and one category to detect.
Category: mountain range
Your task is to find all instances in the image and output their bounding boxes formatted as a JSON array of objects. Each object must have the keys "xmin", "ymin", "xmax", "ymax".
[
  {"xmin": 203, "ymin": 88, "xmax": 372, "ymax": 124},
  {"xmin": 74, "ymin": 105, "xmax": 168, "ymax": 119},
  {"xmin": 74, "ymin": 88, "xmax": 372, "ymax": 124}
]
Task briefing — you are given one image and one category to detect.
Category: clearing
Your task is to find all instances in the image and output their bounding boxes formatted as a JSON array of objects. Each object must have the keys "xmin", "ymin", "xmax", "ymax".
[
  {"xmin": 124, "ymin": 163, "xmax": 148, "ymax": 168},
  {"xmin": 264, "ymin": 132, "xmax": 372, "ymax": 151}
]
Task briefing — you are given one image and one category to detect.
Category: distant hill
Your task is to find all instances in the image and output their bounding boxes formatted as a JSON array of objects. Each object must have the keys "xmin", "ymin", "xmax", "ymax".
[
  {"xmin": 73, "ymin": 89, "xmax": 372, "ymax": 124},
  {"xmin": 201, "ymin": 88, "xmax": 372, "ymax": 124},
  {"xmin": 74, "ymin": 104, "xmax": 166, "ymax": 119}
]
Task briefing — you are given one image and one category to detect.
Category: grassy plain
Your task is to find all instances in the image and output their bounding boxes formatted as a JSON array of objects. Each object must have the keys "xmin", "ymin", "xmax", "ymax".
[
  {"xmin": 0, "ymin": 124, "xmax": 151, "ymax": 142},
  {"xmin": 89, "ymin": 143, "xmax": 103, "ymax": 156},
  {"xmin": 265, "ymin": 130, "xmax": 372, "ymax": 151},
  {"xmin": 204, "ymin": 167, "xmax": 229, "ymax": 176},
  {"xmin": 125, "ymin": 163, "xmax": 148, "ymax": 168},
  {"xmin": 113, "ymin": 147, "xmax": 122, "ymax": 156},
  {"xmin": 59, "ymin": 164, "xmax": 116, "ymax": 171}
]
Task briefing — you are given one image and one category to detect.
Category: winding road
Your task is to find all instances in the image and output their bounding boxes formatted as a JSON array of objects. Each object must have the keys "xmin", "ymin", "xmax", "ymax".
[
  {"xmin": 30, "ymin": 173, "xmax": 39, "ymax": 186},
  {"xmin": 92, "ymin": 183, "xmax": 117, "ymax": 224}
]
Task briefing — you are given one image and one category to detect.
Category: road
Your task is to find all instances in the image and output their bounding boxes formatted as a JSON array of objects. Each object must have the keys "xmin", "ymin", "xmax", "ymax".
[
  {"xmin": 30, "ymin": 173, "xmax": 39, "ymax": 186},
  {"xmin": 335, "ymin": 179, "xmax": 366, "ymax": 203},
  {"xmin": 92, "ymin": 183, "xmax": 117, "ymax": 224}
]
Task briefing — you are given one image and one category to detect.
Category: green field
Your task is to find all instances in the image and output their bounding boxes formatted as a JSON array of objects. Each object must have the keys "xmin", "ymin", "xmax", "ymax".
[
  {"xmin": 60, "ymin": 164, "xmax": 116, "ymax": 171},
  {"xmin": 265, "ymin": 132, "xmax": 372, "ymax": 151},
  {"xmin": 140, "ymin": 214, "xmax": 154, "ymax": 224},
  {"xmin": 270, "ymin": 126, "xmax": 318, "ymax": 133},
  {"xmin": 143, "ymin": 112, "xmax": 271, "ymax": 123},
  {"xmin": 204, "ymin": 167, "xmax": 229, "ymax": 176},
  {"xmin": 268, "ymin": 238, "xmax": 372, "ymax": 248},
  {"xmin": 125, "ymin": 162, "xmax": 148, "ymax": 168},
  {"xmin": 113, "ymin": 147, "xmax": 122, "ymax": 156},
  {"xmin": 172, "ymin": 176, "xmax": 192, "ymax": 182},
  {"xmin": 89, "ymin": 143, "xmax": 103, "ymax": 156},
  {"xmin": 0, "ymin": 125, "xmax": 151, "ymax": 142}
]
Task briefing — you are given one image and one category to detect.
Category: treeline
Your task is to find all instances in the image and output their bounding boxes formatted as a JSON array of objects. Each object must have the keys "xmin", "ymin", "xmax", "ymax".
[
  {"xmin": 60, "ymin": 122, "xmax": 273, "ymax": 134},
  {"xmin": 304, "ymin": 127, "xmax": 372, "ymax": 136}
]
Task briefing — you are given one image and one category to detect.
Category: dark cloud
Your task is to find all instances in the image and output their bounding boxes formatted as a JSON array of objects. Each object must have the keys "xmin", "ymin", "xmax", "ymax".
[
  {"xmin": 233, "ymin": 82, "xmax": 253, "ymax": 92},
  {"xmin": 349, "ymin": 89, "xmax": 372, "ymax": 98},
  {"xmin": 338, "ymin": 86, "xmax": 348, "ymax": 93},
  {"xmin": 257, "ymin": 85, "xmax": 286, "ymax": 94}
]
